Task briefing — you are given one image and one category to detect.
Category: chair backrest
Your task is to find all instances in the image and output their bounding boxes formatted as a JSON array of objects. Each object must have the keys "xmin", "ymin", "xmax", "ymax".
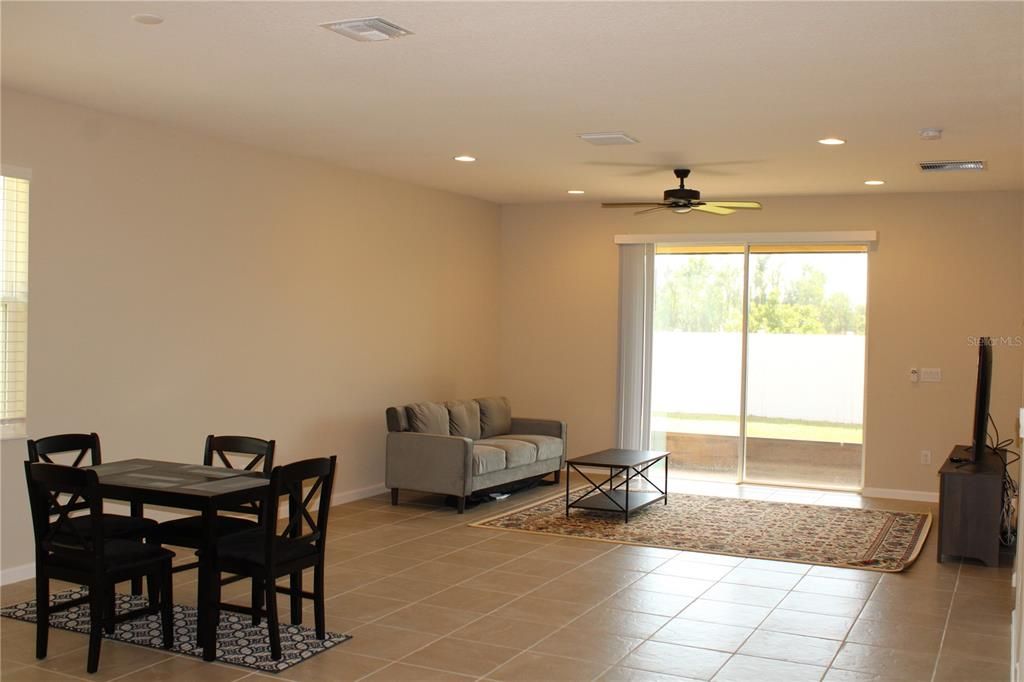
[
  {"xmin": 27, "ymin": 433, "xmax": 101, "ymax": 467},
  {"xmin": 261, "ymin": 456, "xmax": 336, "ymax": 567},
  {"xmin": 24, "ymin": 462, "xmax": 105, "ymax": 567},
  {"xmin": 26, "ymin": 434, "xmax": 101, "ymax": 517},
  {"xmin": 203, "ymin": 435, "xmax": 275, "ymax": 475}
]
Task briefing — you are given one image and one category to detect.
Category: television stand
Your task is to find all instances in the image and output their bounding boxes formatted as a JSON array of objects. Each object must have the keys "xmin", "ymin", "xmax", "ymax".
[{"xmin": 937, "ymin": 445, "xmax": 1003, "ymax": 566}]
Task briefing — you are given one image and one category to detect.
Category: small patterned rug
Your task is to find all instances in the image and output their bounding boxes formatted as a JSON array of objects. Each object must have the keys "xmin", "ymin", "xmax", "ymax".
[
  {"xmin": 473, "ymin": 489, "xmax": 931, "ymax": 572},
  {"xmin": 1, "ymin": 588, "xmax": 351, "ymax": 673}
]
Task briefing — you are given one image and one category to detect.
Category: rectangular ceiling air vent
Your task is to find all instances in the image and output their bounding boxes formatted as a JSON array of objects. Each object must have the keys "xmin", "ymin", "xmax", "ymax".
[
  {"xmin": 578, "ymin": 132, "xmax": 640, "ymax": 146},
  {"xmin": 919, "ymin": 160, "xmax": 986, "ymax": 172},
  {"xmin": 320, "ymin": 17, "xmax": 413, "ymax": 42}
]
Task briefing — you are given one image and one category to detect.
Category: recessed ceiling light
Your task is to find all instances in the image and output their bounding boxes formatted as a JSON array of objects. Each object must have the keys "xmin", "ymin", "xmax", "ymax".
[
  {"xmin": 567, "ymin": 190, "xmax": 585, "ymax": 195},
  {"xmin": 818, "ymin": 138, "xmax": 846, "ymax": 145},
  {"xmin": 132, "ymin": 13, "xmax": 164, "ymax": 25},
  {"xmin": 864, "ymin": 180, "xmax": 885, "ymax": 186},
  {"xmin": 453, "ymin": 155, "xmax": 476, "ymax": 163}
]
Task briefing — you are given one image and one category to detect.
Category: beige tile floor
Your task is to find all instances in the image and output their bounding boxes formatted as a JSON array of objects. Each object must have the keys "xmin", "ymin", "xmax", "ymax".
[{"xmin": 0, "ymin": 476, "xmax": 1014, "ymax": 682}]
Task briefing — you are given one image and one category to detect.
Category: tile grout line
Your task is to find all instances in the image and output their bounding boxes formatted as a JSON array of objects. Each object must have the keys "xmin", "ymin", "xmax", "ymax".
[{"xmin": 930, "ymin": 559, "xmax": 962, "ymax": 682}]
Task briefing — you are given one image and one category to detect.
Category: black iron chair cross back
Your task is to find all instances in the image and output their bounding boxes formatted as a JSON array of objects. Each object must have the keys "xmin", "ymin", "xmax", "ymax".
[
  {"xmin": 27, "ymin": 434, "xmax": 101, "ymax": 518},
  {"xmin": 27, "ymin": 463, "xmax": 103, "ymax": 561},
  {"xmin": 204, "ymin": 434, "xmax": 275, "ymax": 515}
]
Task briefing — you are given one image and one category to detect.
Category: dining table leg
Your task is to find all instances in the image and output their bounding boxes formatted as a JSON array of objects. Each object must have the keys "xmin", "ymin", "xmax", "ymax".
[
  {"xmin": 198, "ymin": 502, "xmax": 218, "ymax": 661},
  {"xmin": 130, "ymin": 501, "xmax": 144, "ymax": 595}
]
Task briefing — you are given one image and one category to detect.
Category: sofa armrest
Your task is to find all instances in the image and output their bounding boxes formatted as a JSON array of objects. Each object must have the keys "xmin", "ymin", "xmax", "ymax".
[
  {"xmin": 509, "ymin": 417, "xmax": 566, "ymax": 440},
  {"xmin": 385, "ymin": 432, "xmax": 473, "ymax": 497}
]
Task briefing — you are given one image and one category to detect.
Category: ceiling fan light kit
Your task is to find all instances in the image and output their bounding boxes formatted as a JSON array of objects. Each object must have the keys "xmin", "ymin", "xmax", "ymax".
[{"xmin": 601, "ymin": 168, "xmax": 762, "ymax": 217}]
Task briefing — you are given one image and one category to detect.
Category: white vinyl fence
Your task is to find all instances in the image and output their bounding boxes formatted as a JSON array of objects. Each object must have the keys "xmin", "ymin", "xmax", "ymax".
[{"xmin": 651, "ymin": 331, "xmax": 865, "ymax": 425}]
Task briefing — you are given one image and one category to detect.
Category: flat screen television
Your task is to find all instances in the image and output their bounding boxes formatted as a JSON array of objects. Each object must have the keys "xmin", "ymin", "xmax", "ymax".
[{"xmin": 968, "ymin": 337, "xmax": 993, "ymax": 462}]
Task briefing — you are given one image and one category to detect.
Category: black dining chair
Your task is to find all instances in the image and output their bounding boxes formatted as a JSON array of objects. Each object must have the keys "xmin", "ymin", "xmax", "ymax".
[
  {"xmin": 209, "ymin": 456, "xmax": 336, "ymax": 660},
  {"xmin": 25, "ymin": 462, "xmax": 175, "ymax": 674},
  {"xmin": 26, "ymin": 433, "xmax": 159, "ymax": 541},
  {"xmin": 149, "ymin": 435, "xmax": 275, "ymax": 575}
]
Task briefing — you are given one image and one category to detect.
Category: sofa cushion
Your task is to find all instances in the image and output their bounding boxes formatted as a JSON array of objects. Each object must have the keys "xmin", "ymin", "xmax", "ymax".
[
  {"xmin": 472, "ymin": 445, "xmax": 506, "ymax": 475},
  {"xmin": 446, "ymin": 400, "xmax": 481, "ymax": 440},
  {"xmin": 476, "ymin": 438, "xmax": 537, "ymax": 468},
  {"xmin": 501, "ymin": 435, "xmax": 562, "ymax": 462},
  {"xmin": 406, "ymin": 402, "xmax": 450, "ymax": 435},
  {"xmin": 476, "ymin": 396, "xmax": 512, "ymax": 438}
]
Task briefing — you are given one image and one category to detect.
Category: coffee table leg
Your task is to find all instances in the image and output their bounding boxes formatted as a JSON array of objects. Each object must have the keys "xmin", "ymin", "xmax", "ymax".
[
  {"xmin": 664, "ymin": 455, "xmax": 669, "ymax": 505},
  {"xmin": 565, "ymin": 462, "xmax": 570, "ymax": 517},
  {"xmin": 625, "ymin": 466, "xmax": 630, "ymax": 523}
]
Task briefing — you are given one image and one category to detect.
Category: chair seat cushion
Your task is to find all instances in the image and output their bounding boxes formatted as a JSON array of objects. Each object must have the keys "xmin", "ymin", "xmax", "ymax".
[
  {"xmin": 472, "ymin": 444, "xmax": 507, "ymax": 475},
  {"xmin": 50, "ymin": 538, "xmax": 174, "ymax": 572},
  {"xmin": 55, "ymin": 513, "xmax": 158, "ymax": 541},
  {"xmin": 499, "ymin": 435, "xmax": 563, "ymax": 462},
  {"xmin": 153, "ymin": 515, "xmax": 258, "ymax": 548},
  {"xmin": 475, "ymin": 438, "xmax": 538, "ymax": 468},
  {"xmin": 216, "ymin": 528, "xmax": 318, "ymax": 567}
]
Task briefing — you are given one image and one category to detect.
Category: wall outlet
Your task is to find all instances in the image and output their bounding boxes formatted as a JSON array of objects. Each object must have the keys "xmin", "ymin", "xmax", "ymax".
[{"xmin": 920, "ymin": 450, "xmax": 932, "ymax": 465}]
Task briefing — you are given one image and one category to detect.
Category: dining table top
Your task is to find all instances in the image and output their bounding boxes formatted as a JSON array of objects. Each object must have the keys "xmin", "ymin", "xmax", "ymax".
[{"xmin": 85, "ymin": 458, "xmax": 269, "ymax": 499}]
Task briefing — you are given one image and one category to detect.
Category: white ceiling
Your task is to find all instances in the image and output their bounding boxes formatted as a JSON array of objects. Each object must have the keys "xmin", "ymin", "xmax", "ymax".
[{"xmin": 3, "ymin": 1, "xmax": 1022, "ymax": 204}]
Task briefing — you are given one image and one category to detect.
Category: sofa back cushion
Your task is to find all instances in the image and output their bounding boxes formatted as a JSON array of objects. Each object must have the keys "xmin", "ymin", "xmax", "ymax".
[
  {"xmin": 446, "ymin": 400, "xmax": 481, "ymax": 440},
  {"xmin": 406, "ymin": 402, "xmax": 450, "ymax": 435},
  {"xmin": 476, "ymin": 396, "xmax": 512, "ymax": 439}
]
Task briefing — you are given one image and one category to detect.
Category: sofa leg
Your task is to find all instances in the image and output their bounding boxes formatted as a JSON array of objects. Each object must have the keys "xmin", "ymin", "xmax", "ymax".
[
  {"xmin": 456, "ymin": 496, "xmax": 466, "ymax": 514},
  {"xmin": 391, "ymin": 488, "xmax": 399, "ymax": 506},
  {"xmin": 553, "ymin": 469, "xmax": 561, "ymax": 484}
]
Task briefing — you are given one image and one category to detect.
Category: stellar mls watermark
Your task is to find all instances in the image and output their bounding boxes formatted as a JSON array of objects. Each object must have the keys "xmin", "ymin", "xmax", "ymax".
[{"xmin": 968, "ymin": 336, "xmax": 1023, "ymax": 347}]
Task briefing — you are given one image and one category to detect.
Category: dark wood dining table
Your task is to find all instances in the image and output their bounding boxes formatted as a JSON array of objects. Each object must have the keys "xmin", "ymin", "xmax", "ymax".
[{"xmin": 86, "ymin": 458, "xmax": 269, "ymax": 661}]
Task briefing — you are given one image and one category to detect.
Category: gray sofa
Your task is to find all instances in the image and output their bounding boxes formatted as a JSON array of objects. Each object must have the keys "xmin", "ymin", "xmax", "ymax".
[{"xmin": 385, "ymin": 396, "xmax": 566, "ymax": 513}]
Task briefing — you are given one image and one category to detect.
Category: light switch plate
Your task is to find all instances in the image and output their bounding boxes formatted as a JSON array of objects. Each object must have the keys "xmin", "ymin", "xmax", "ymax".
[{"xmin": 920, "ymin": 368, "xmax": 942, "ymax": 382}]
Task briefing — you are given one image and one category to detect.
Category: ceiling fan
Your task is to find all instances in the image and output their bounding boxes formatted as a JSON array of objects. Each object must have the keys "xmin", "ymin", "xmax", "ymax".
[{"xmin": 602, "ymin": 168, "xmax": 762, "ymax": 215}]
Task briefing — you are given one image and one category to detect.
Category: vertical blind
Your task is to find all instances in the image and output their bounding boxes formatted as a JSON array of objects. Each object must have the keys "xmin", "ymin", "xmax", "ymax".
[{"xmin": 1, "ymin": 175, "xmax": 29, "ymax": 437}]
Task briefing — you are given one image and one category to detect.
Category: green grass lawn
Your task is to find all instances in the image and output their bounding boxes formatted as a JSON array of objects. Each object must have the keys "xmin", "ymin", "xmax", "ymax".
[{"xmin": 652, "ymin": 412, "xmax": 863, "ymax": 444}]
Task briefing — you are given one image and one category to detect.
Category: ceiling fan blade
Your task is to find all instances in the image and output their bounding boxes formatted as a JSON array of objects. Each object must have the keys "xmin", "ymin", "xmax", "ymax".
[
  {"xmin": 636, "ymin": 206, "xmax": 671, "ymax": 215},
  {"xmin": 692, "ymin": 204, "xmax": 736, "ymax": 216},
  {"xmin": 704, "ymin": 201, "xmax": 762, "ymax": 209},
  {"xmin": 601, "ymin": 202, "xmax": 668, "ymax": 208}
]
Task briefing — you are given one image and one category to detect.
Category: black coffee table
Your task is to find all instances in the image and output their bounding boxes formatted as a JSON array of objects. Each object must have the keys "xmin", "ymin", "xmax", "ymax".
[{"xmin": 565, "ymin": 448, "xmax": 670, "ymax": 522}]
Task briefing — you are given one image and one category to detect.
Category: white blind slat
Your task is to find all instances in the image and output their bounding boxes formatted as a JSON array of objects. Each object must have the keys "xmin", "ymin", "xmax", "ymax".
[{"xmin": 1, "ymin": 175, "xmax": 29, "ymax": 437}]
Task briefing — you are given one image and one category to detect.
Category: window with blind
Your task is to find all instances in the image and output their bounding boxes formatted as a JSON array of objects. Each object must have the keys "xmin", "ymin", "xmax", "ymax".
[{"xmin": 1, "ymin": 174, "xmax": 29, "ymax": 438}]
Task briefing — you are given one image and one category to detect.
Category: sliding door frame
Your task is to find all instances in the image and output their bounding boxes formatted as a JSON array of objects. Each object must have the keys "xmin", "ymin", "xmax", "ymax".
[{"xmin": 618, "ymin": 230, "xmax": 876, "ymax": 491}]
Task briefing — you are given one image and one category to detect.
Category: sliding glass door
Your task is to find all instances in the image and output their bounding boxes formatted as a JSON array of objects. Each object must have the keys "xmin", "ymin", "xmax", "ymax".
[
  {"xmin": 650, "ymin": 248, "xmax": 745, "ymax": 482},
  {"xmin": 648, "ymin": 243, "xmax": 867, "ymax": 490}
]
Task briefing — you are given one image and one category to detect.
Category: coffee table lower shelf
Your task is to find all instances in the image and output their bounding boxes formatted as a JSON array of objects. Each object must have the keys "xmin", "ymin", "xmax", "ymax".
[{"xmin": 570, "ymin": 490, "xmax": 666, "ymax": 514}]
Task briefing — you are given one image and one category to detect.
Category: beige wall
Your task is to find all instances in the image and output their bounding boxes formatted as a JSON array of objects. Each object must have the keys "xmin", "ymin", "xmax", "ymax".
[
  {"xmin": 499, "ymin": 192, "xmax": 1023, "ymax": 494},
  {"xmin": 0, "ymin": 89, "xmax": 501, "ymax": 573}
]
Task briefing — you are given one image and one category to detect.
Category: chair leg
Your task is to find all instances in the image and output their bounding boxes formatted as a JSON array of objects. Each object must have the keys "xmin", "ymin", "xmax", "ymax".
[
  {"xmin": 160, "ymin": 564, "xmax": 174, "ymax": 650},
  {"xmin": 391, "ymin": 488, "xmax": 399, "ymax": 506},
  {"xmin": 87, "ymin": 585, "xmax": 105, "ymax": 674},
  {"xmin": 251, "ymin": 577, "xmax": 263, "ymax": 627},
  {"xmin": 147, "ymin": 572, "xmax": 159, "ymax": 609},
  {"xmin": 289, "ymin": 572, "xmax": 302, "ymax": 625},
  {"xmin": 105, "ymin": 589, "xmax": 116, "ymax": 634},
  {"xmin": 313, "ymin": 562, "xmax": 326, "ymax": 640},
  {"xmin": 456, "ymin": 496, "xmax": 466, "ymax": 514},
  {"xmin": 265, "ymin": 579, "xmax": 282, "ymax": 660},
  {"xmin": 34, "ymin": 571, "xmax": 48, "ymax": 660}
]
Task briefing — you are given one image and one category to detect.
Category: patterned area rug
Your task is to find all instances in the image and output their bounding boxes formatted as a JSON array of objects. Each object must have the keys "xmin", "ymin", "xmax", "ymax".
[
  {"xmin": 473, "ymin": 490, "xmax": 931, "ymax": 572},
  {"xmin": 1, "ymin": 588, "xmax": 351, "ymax": 673}
]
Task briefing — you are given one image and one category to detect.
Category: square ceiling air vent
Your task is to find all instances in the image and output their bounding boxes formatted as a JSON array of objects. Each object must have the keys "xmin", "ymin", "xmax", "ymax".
[
  {"xmin": 578, "ymin": 132, "xmax": 640, "ymax": 146},
  {"xmin": 919, "ymin": 160, "xmax": 986, "ymax": 172},
  {"xmin": 320, "ymin": 17, "xmax": 413, "ymax": 42}
]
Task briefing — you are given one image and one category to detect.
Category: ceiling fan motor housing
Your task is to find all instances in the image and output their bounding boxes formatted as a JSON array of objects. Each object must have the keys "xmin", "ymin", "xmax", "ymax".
[{"xmin": 663, "ymin": 187, "xmax": 701, "ymax": 202}]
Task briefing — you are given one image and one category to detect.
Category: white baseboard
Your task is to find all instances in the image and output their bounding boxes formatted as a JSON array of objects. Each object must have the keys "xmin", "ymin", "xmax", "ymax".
[
  {"xmin": 332, "ymin": 482, "xmax": 387, "ymax": 507},
  {"xmin": 1, "ymin": 561, "xmax": 35, "ymax": 586},
  {"xmin": 861, "ymin": 487, "xmax": 939, "ymax": 503}
]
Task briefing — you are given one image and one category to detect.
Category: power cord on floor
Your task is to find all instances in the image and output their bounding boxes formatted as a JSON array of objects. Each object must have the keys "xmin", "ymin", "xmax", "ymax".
[{"xmin": 989, "ymin": 415, "xmax": 1019, "ymax": 546}]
